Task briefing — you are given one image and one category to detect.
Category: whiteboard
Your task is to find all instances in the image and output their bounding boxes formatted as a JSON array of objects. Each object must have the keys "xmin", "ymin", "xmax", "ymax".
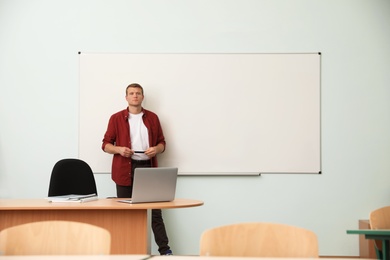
[{"xmin": 79, "ymin": 53, "xmax": 321, "ymax": 175}]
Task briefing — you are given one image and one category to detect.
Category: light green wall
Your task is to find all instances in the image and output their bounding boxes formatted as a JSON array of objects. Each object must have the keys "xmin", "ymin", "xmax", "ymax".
[{"xmin": 1, "ymin": 0, "xmax": 389, "ymax": 256}]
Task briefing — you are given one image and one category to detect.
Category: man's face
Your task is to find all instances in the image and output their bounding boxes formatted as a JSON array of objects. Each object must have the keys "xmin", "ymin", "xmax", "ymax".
[{"xmin": 126, "ymin": 87, "xmax": 144, "ymax": 106}]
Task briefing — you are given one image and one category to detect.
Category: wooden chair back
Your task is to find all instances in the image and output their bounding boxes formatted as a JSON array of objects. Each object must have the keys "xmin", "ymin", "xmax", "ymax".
[
  {"xmin": 0, "ymin": 220, "xmax": 111, "ymax": 255},
  {"xmin": 200, "ymin": 222, "xmax": 318, "ymax": 257},
  {"xmin": 369, "ymin": 206, "xmax": 390, "ymax": 255}
]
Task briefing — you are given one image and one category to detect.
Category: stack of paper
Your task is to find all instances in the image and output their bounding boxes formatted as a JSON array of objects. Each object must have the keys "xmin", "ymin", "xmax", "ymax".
[{"xmin": 47, "ymin": 193, "xmax": 98, "ymax": 203}]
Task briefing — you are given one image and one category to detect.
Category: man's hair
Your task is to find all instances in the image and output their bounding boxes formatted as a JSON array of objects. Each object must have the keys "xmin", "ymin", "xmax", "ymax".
[{"xmin": 126, "ymin": 83, "xmax": 144, "ymax": 95}]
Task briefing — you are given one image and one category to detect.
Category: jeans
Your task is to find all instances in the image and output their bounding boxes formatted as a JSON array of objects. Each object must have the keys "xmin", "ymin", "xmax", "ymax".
[{"xmin": 116, "ymin": 160, "xmax": 171, "ymax": 255}]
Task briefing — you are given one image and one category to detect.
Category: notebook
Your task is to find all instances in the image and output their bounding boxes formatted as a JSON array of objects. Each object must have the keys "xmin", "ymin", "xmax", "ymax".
[{"xmin": 118, "ymin": 167, "xmax": 178, "ymax": 204}]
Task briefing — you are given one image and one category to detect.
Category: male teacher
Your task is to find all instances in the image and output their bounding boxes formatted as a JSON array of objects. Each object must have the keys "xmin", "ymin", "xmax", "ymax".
[{"xmin": 102, "ymin": 83, "xmax": 172, "ymax": 255}]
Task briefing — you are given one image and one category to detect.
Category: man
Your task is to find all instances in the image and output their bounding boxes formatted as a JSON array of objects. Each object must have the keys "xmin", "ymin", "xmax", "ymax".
[{"xmin": 102, "ymin": 83, "xmax": 172, "ymax": 255}]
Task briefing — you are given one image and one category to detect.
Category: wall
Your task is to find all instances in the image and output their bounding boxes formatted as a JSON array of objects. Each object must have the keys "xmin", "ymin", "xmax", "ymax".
[{"xmin": 0, "ymin": 0, "xmax": 389, "ymax": 257}]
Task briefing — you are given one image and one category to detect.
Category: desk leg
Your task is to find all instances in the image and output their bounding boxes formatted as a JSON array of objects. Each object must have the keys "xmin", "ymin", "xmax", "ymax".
[
  {"xmin": 147, "ymin": 209, "xmax": 151, "ymax": 254},
  {"xmin": 383, "ymin": 240, "xmax": 389, "ymax": 260}
]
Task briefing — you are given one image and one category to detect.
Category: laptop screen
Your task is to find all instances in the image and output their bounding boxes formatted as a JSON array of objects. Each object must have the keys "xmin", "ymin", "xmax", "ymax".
[{"xmin": 118, "ymin": 167, "xmax": 178, "ymax": 204}]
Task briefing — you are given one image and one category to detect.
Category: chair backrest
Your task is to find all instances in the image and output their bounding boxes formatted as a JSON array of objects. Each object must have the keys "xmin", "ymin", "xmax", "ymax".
[
  {"xmin": 200, "ymin": 222, "xmax": 319, "ymax": 258},
  {"xmin": 0, "ymin": 220, "xmax": 111, "ymax": 255},
  {"xmin": 48, "ymin": 158, "xmax": 97, "ymax": 196},
  {"xmin": 369, "ymin": 206, "xmax": 390, "ymax": 253}
]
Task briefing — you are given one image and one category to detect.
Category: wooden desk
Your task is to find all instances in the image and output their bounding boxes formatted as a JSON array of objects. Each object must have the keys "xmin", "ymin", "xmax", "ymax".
[
  {"xmin": 347, "ymin": 229, "xmax": 390, "ymax": 260},
  {"xmin": 0, "ymin": 198, "xmax": 203, "ymax": 255}
]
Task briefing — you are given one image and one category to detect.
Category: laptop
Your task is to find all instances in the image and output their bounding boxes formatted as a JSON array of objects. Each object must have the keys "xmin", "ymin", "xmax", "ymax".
[{"xmin": 118, "ymin": 167, "xmax": 178, "ymax": 204}]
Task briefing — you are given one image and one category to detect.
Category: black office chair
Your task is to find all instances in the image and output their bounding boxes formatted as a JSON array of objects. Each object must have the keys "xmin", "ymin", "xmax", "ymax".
[{"xmin": 48, "ymin": 158, "xmax": 98, "ymax": 196}]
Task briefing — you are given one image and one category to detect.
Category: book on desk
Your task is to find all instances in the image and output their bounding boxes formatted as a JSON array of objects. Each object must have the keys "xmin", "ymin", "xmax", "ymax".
[{"xmin": 47, "ymin": 193, "xmax": 98, "ymax": 203}]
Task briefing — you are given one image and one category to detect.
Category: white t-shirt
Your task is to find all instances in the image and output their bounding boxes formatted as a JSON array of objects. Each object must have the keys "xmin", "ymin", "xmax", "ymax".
[{"xmin": 129, "ymin": 112, "xmax": 149, "ymax": 160}]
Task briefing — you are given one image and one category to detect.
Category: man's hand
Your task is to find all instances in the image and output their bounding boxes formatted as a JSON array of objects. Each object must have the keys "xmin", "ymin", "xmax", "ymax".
[
  {"xmin": 144, "ymin": 146, "xmax": 157, "ymax": 158},
  {"xmin": 117, "ymin": 146, "xmax": 132, "ymax": 157},
  {"xmin": 144, "ymin": 144, "xmax": 164, "ymax": 158}
]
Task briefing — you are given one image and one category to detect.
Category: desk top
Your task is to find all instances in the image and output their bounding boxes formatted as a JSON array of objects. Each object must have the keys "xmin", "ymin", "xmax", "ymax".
[
  {"xmin": 0, "ymin": 198, "xmax": 203, "ymax": 210},
  {"xmin": 347, "ymin": 229, "xmax": 390, "ymax": 235}
]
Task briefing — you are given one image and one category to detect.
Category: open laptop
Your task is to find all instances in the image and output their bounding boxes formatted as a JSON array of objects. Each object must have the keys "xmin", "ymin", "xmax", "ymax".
[{"xmin": 118, "ymin": 167, "xmax": 178, "ymax": 204}]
